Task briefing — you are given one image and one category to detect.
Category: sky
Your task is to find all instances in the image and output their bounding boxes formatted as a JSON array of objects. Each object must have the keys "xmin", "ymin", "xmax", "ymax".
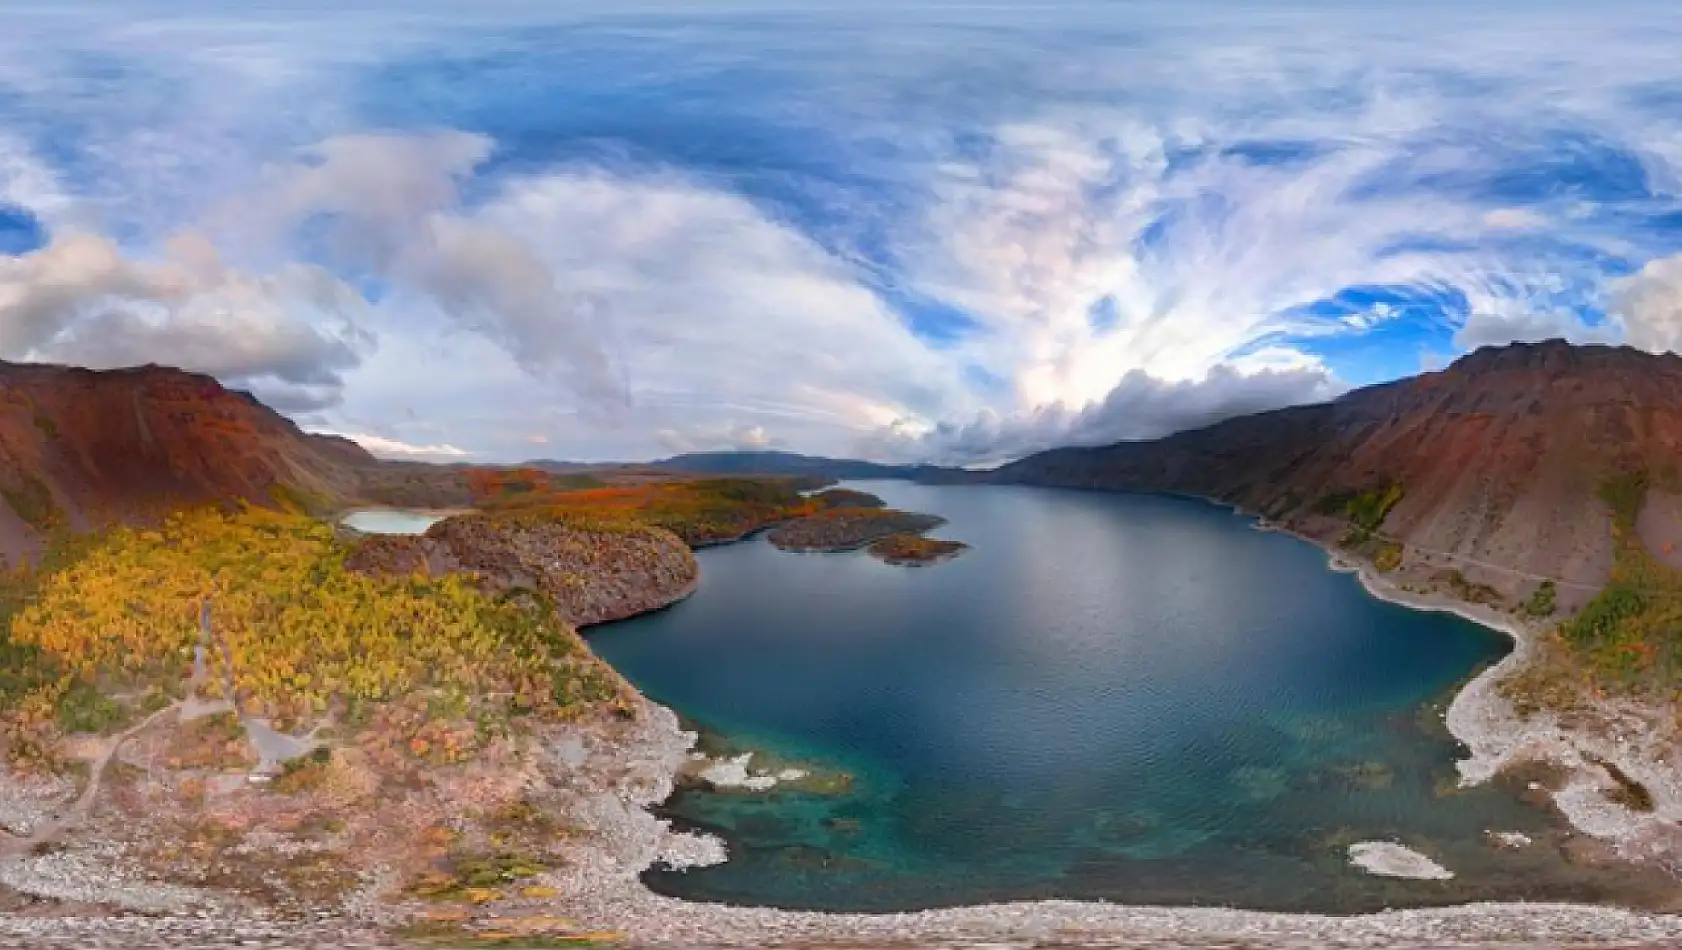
[{"xmin": 5, "ymin": 1, "xmax": 1682, "ymax": 464}]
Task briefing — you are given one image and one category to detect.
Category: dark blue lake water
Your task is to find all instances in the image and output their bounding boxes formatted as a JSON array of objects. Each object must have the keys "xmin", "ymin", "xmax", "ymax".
[{"xmin": 588, "ymin": 482, "xmax": 1661, "ymax": 912}]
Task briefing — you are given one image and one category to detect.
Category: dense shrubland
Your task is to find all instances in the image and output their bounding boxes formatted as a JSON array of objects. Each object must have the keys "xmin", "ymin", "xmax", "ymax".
[
  {"xmin": 1318, "ymin": 484, "xmax": 1404, "ymax": 545},
  {"xmin": 0, "ymin": 505, "xmax": 619, "ymax": 765},
  {"xmin": 470, "ymin": 472, "xmax": 818, "ymax": 546}
]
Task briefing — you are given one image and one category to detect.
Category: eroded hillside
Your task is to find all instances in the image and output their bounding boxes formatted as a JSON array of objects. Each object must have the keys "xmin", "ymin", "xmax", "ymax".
[{"xmin": 998, "ymin": 340, "xmax": 1682, "ymax": 613}]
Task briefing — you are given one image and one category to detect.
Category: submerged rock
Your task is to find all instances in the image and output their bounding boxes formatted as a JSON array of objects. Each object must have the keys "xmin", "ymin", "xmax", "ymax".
[
  {"xmin": 1347, "ymin": 841, "xmax": 1455, "ymax": 880},
  {"xmin": 1487, "ymin": 830, "xmax": 1534, "ymax": 849}
]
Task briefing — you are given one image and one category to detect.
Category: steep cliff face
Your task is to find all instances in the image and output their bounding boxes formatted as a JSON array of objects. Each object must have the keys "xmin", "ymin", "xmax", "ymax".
[
  {"xmin": 997, "ymin": 341, "xmax": 1682, "ymax": 601},
  {"xmin": 0, "ymin": 361, "xmax": 376, "ymax": 560},
  {"xmin": 0, "ymin": 359, "xmax": 380, "ymax": 558}
]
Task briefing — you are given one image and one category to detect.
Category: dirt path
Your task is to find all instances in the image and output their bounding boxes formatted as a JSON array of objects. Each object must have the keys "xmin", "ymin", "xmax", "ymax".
[
  {"xmin": 1382, "ymin": 536, "xmax": 1606, "ymax": 590},
  {"xmin": 0, "ymin": 700, "xmax": 181, "ymax": 857}
]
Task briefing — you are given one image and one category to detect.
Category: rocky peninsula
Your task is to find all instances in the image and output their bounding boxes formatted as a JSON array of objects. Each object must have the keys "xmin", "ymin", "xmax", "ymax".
[{"xmin": 344, "ymin": 514, "xmax": 699, "ymax": 627}]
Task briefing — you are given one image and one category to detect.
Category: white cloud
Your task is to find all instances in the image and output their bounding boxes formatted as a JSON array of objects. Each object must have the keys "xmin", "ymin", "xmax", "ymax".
[
  {"xmin": 1483, "ymin": 208, "xmax": 1548, "ymax": 230},
  {"xmin": 656, "ymin": 422, "xmax": 783, "ymax": 455},
  {"xmin": 1453, "ymin": 307, "xmax": 1621, "ymax": 351},
  {"xmin": 11, "ymin": 4, "xmax": 1682, "ymax": 462},
  {"xmin": 1609, "ymin": 255, "xmax": 1682, "ymax": 355},
  {"xmin": 0, "ymin": 231, "xmax": 370, "ymax": 402},
  {"xmin": 462, "ymin": 169, "xmax": 976, "ymax": 435},
  {"xmin": 0, "ymin": 135, "xmax": 75, "ymax": 227},
  {"xmin": 306, "ymin": 427, "xmax": 470, "ymax": 459},
  {"xmin": 864, "ymin": 363, "xmax": 1340, "ymax": 465}
]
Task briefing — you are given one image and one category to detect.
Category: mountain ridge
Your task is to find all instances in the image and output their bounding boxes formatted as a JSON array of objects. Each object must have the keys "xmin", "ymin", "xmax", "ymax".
[
  {"xmin": 12, "ymin": 339, "xmax": 1682, "ymax": 611},
  {"xmin": 0, "ymin": 359, "xmax": 380, "ymax": 561},
  {"xmin": 527, "ymin": 449, "xmax": 969, "ymax": 483},
  {"xmin": 996, "ymin": 338, "xmax": 1682, "ymax": 610}
]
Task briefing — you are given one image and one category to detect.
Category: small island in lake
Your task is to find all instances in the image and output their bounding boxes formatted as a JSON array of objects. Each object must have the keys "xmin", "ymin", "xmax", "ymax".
[
  {"xmin": 768, "ymin": 506, "xmax": 945, "ymax": 552},
  {"xmin": 767, "ymin": 498, "xmax": 967, "ymax": 566},
  {"xmin": 866, "ymin": 531, "xmax": 969, "ymax": 566}
]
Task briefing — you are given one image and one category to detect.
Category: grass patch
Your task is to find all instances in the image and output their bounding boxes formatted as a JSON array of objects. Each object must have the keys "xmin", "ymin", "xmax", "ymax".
[
  {"xmin": 1371, "ymin": 541, "xmax": 1404, "ymax": 573},
  {"xmin": 1436, "ymin": 569, "xmax": 1503, "ymax": 606},
  {"xmin": 0, "ymin": 476, "xmax": 63, "ymax": 532},
  {"xmin": 54, "ymin": 681, "xmax": 126, "ymax": 734},
  {"xmin": 475, "ymin": 475, "xmax": 814, "ymax": 547},
  {"xmin": 1322, "ymin": 484, "xmax": 1404, "ymax": 547},
  {"xmin": 272, "ymin": 746, "xmax": 333, "ymax": 794},
  {"xmin": 394, "ymin": 920, "xmax": 622, "ymax": 948},
  {"xmin": 267, "ymin": 483, "xmax": 335, "ymax": 517},
  {"xmin": 1524, "ymin": 580, "xmax": 1558, "ymax": 617},
  {"xmin": 5, "ymin": 505, "xmax": 619, "ymax": 744},
  {"xmin": 408, "ymin": 850, "xmax": 549, "ymax": 903}
]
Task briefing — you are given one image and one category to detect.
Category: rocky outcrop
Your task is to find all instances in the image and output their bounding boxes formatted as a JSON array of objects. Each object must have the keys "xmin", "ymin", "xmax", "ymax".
[{"xmin": 344, "ymin": 515, "xmax": 698, "ymax": 627}]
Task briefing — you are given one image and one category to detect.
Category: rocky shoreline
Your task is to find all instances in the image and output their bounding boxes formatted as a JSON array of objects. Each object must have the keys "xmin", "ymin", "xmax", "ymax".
[
  {"xmin": 1341, "ymin": 546, "xmax": 1682, "ymax": 880},
  {"xmin": 6, "ymin": 498, "xmax": 1682, "ymax": 948},
  {"xmin": 1251, "ymin": 502, "xmax": 1682, "ymax": 879},
  {"xmin": 515, "ymin": 503, "xmax": 1682, "ymax": 947},
  {"xmin": 517, "ymin": 695, "xmax": 1682, "ymax": 950}
]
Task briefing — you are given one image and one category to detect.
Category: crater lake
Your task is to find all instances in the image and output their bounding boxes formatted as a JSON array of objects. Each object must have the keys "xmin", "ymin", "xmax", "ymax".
[{"xmin": 588, "ymin": 482, "xmax": 1670, "ymax": 913}]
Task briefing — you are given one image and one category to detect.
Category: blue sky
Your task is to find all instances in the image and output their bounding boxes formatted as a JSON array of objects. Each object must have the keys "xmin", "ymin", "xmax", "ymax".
[{"xmin": 4, "ymin": 1, "xmax": 1682, "ymax": 462}]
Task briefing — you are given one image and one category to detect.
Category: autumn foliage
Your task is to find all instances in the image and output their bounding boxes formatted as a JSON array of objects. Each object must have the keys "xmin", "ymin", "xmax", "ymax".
[
  {"xmin": 5, "ymin": 505, "xmax": 617, "ymax": 737},
  {"xmin": 476, "ymin": 476, "xmax": 818, "ymax": 546},
  {"xmin": 1555, "ymin": 471, "xmax": 1682, "ymax": 687}
]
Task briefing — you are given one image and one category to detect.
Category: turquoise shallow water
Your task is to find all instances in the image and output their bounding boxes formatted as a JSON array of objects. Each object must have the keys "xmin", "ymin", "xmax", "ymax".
[
  {"xmin": 339, "ymin": 509, "xmax": 451, "ymax": 535},
  {"xmin": 588, "ymin": 483, "xmax": 1658, "ymax": 912}
]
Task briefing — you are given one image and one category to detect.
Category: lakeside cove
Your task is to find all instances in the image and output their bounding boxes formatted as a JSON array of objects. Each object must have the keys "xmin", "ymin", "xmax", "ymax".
[{"xmin": 579, "ymin": 482, "xmax": 1682, "ymax": 929}]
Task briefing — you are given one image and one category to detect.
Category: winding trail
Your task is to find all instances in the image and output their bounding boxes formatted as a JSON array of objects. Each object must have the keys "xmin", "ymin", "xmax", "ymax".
[
  {"xmin": 1368, "ymin": 532, "xmax": 1604, "ymax": 589},
  {"xmin": 0, "ymin": 700, "xmax": 181, "ymax": 857}
]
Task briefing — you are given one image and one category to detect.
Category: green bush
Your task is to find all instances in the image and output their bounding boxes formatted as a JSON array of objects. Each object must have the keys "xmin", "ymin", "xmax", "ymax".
[
  {"xmin": 0, "ymin": 476, "xmax": 63, "ymax": 532},
  {"xmin": 1562, "ymin": 582, "xmax": 1644, "ymax": 646},
  {"xmin": 1524, "ymin": 580, "xmax": 1558, "ymax": 617},
  {"xmin": 1598, "ymin": 471, "xmax": 1649, "ymax": 526},
  {"xmin": 1316, "ymin": 484, "xmax": 1403, "ymax": 532}
]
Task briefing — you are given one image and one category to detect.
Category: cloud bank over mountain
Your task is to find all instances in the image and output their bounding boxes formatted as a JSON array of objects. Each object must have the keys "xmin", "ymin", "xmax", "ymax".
[{"xmin": 4, "ymin": 2, "xmax": 1682, "ymax": 463}]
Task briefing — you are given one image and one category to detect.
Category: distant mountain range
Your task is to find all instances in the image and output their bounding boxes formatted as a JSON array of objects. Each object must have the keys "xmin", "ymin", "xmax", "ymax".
[
  {"xmin": 646, "ymin": 450, "xmax": 969, "ymax": 482},
  {"xmin": 525, "ymin": 339, "xmax": 1682, "ymax": 604},
  {"xmin": 522, "ymin": 450, "xmax": 969, "ymax": 482}
]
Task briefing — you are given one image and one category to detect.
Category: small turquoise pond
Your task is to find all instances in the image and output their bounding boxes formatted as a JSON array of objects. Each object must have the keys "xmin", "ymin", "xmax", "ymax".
[
  {"xmin": 339, "ymin": 509, "xmax": 452, "ymax": 535},
  {"xmin": 589, "ymin": 481, "xmax": 1674, "ymax": 913}
]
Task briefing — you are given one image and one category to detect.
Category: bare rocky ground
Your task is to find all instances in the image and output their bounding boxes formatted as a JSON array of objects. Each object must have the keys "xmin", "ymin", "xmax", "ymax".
[{"xmin": 4, "ymin": 685, "xmax": 1682, "ymax": 950}]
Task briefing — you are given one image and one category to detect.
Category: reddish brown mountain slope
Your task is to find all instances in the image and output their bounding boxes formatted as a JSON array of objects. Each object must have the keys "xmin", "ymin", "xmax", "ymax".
[
  {"xmin": 0, "ymin": 361, "xmax": 375, "ymax": 560},
  {"xmin": 997, "ymin": 340, "xmax": 1682, "ymax": 606}
]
